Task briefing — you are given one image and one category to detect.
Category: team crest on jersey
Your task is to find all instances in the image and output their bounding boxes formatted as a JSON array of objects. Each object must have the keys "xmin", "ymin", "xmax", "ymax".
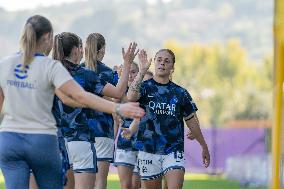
[
  {"xmin": 14, "ymin": 64, "xmax": 29, "ymax": 79},
  {"xmin": 170, "ymin": 96, "xmax": 179, "ymax": 104}
]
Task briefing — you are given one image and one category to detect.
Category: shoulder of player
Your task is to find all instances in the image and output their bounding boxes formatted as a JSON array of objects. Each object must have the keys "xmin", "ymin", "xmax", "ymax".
[
  {"xmin": 169, "ymin": 82, "xmax": 192, "ymax": 96},
  {"xmin": 169, "ymin": 81, "xmax": 184, "ymax": 90},
  {"xmin": 97, "ymin": 61, "xmax": 113, "ymax": 72},
  {"xmin": 83, "ymin": 68, "xmax": 104, "ymax": 84},
  {"xmin": 82, "ymin": 67, "xmax": 98, "ymax": 77},
  {"xmin": 143, "ymin": 78, "xmax": 154, "ymax": 85},
  {"xmin": 0, "ymin": 52, "xmax": 22, "ymax": 66},
  {"xmin": 34, "ymin": 56, "xmax": 59, "ymax": 67}
]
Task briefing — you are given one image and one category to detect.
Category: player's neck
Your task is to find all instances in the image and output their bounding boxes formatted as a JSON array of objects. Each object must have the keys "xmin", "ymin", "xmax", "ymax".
[
  {"xmin": 66, "ymin": 56, "xmax": 78, "ymax": 65},
  {"xmin": 35, "ymin": 45, "xmax": 48, "ymax": 56},
  {"xmin": 153, "ymin": 75, "xmax": 170, "ymax": 84}
]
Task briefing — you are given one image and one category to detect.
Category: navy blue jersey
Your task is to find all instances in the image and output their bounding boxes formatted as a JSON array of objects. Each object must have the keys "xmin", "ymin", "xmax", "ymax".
[
  {"xmin": 96, "ymin": 61, "xmax": 119, "ymax": 86},
  {"xmin": 81, "ymin": 61, "xmax": 118, "ymax": 86},
  {"xmin": 116, "ymin": 87, "xmax": 137, "ymax": 151},
  {"xmin": 116, "ymin": 117, "xmax": 138, "ymax": 151},
  {"xmin": 81, "ymin": 61, "xmax": 119, "ymax": 139},
  {"xmin": 52, "ymin": 60, "xmax": 107, "ymax": 142},
  {"xmin": 135, "ymin": 78, "xmax": 198, "ymax": 155}
]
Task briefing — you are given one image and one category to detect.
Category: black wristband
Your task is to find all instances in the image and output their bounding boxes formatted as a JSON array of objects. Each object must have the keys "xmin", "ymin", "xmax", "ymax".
[{"xmin": 185, "ymin": 114, "xmax": 194, "ymax": 121}]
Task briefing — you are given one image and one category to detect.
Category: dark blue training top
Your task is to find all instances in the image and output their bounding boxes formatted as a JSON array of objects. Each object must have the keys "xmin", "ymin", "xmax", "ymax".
[
  {"xmin": 134, "ymin": 78, "xmax": 198, "ymax": 155},
  {"xmin": 52, "ymin": 60, "xmax": 107, "ymax": 142},
  {"xmin": 82, "ymin": 61, "xmax": 118, "ymax": 139},
  {"xmin": 83, "ymin": 61, "xmax": 119, "ymax": 139},
  {"xmin": 116, "ymin": 117, "xmax": 138, "ymax": 151}
]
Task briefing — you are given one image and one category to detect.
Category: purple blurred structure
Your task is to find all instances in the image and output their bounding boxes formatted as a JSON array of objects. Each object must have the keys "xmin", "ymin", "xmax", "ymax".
[
  {"xmin": 110, "ymin": 128, "xmax": 267, "ymax": 174},
  {"xmin": 184, "ymin": 128, "xmax": 267, "ymax": 174}
]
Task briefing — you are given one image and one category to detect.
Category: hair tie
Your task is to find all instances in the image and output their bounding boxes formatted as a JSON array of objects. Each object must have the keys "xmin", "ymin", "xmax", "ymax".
[
  {"xmin": 26, "ymin": 21, "xmax": 34, "ymax": 28},
  {"xmin": 58, "ymin": 34, "xmax": 63, "ymax": 40}
]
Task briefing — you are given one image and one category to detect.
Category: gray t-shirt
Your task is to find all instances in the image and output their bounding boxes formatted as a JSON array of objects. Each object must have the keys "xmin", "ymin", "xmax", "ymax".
[{"xmin": 0, "ymin": 53, "xmax": 73, "ymax": 135}]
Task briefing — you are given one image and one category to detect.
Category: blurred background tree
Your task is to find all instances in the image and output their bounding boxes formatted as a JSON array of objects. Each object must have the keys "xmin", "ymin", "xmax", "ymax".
[
  {"xmin": 167, "ymin": 39, "xmax": 273, "ymax": 127},
  {"xmin": 0, "ymin": 0, "xmax": 273, "ymax": 127}
]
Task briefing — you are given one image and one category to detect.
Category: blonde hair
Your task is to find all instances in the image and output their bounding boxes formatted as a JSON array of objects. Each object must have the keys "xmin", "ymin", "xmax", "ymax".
[
  {"xmin": 85, "ymin": 33, "xmax": 105, "ymax": 71},
  {"xmin": 155, "ymin": 49, "xmax": 175, "ymax": 64},
  {"xmin": 20, "ymin": 23, "xmax": 37, "ymax": 67},
  {"xmin": 19, "ymin": 15, "xmax": 52, "ymax": 67}
]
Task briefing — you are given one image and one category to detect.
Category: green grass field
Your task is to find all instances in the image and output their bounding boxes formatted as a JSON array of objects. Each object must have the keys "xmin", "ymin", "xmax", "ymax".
[
  {"xmin": 107, "ymin": 179, "xmax": 267, "ymax": 189},
  {"xmin": 0, "ymin": 173, "xmax": 268, "ymax": 189}
]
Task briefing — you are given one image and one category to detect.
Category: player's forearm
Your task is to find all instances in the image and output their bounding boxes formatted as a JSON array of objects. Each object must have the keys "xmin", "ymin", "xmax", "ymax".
[
  {"xmin": 113, "ymin": 118, "xmax": 119, "ymax": 139},
  {"xmin": 115, "ymin": 63, "xmax": 130, "ymax": 97},
  {"xmin": 55, "ymin": 89, "xmax": 85, "ymax": 108},
  {"xmin": 59, "ymin": 80, "xmax": 117, "ymax": 114},
  {"xmin": 185, "ymin": 113, "xmax": 208, "ymax": 148},
  {"xmin": 129, "ymin": 118, "xmax": 140, "ymax": 134},
  {"xmin": 127, "ymin": 72, "xmax": 145, "ymax": 101}
]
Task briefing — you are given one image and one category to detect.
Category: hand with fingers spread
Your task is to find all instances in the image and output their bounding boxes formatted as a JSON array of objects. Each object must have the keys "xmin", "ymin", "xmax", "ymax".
[
  {"xmin": 116, "ymin": 102, "xmax": 145, "ymax": 119},
  {"xmin": 138, "ymin": 49, "xmax": 152, "ymax": 75},
  {"xmin": 122, "ymin": 42, "xmax": 139, "ymax": 67}
]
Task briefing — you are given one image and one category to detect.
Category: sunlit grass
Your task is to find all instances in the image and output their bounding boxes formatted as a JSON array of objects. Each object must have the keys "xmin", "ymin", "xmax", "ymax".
[{"xmin": 0, "ymin": 173, "xmax": 267, "ymax": 189}]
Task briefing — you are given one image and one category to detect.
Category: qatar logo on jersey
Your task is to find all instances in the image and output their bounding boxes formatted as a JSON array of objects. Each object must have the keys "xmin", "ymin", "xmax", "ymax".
[
  {"xmin": 148, "ymin": 101, "xmax": 176, "ymax": 116},
  {"xmin": 14, "ymin": 64, "xmax": 29, "ymax": 79}
]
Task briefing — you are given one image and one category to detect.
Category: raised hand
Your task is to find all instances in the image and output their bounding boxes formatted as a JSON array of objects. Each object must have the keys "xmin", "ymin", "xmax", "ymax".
[
  {"xmin": 138, "ymin": 49, "xmax": 152, "ymax": 75},
  {"xmin": 122, "ymin": 42, "xmax": 139, "ymax": 66}
]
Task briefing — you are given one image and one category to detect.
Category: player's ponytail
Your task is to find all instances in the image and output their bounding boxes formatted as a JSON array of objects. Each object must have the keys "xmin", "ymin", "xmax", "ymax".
[
  {"xmin": 20, "ymin": 15, "xmax": 53, "ymax": 67},
  {"xmin": 85, "ymin": 33, "xmax": 105, "ymax": 72}
]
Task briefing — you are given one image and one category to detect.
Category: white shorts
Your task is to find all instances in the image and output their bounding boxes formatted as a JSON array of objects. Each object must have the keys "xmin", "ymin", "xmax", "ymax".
[
  {"xmin": 133, "ymin": 163, "xmax": 139, "ymax": 175},
  {"xmin": 137, "ymin": 151, "xmax": 185, "ymax": 180},
  {"xmin": 64, "ymin": 138, "xmax": 72, "ymax": 165},
  {"xmin": 67, "ymin": 141, "xmax": 97, "ymax": 173},
  {"xmin": 95, "ymin": 137, "xmax": 114, "ymax": 162},
  {"xmin": 114, "ymin": 149, "xmax": 138, "ymax": 167}
]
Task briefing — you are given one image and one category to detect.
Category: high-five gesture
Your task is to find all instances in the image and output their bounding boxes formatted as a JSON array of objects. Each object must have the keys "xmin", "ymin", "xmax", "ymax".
[
  {"xmin": 138, "ymin": 49, "xmax": 152, "ymax": 75},
  {"xmin": 127, "ymin": 49, "xmax": 152, "ymax": 101},
  {"xmin": 112, "ymin": 42, "xmax": 139, "ymax": 98},
  {"xmin": 117, "ymin": 102, "xmax": 145, "ymax": 119},
  {"xmin": 122, "ymin": 42, "xmax": 139, "ymax": 66}
]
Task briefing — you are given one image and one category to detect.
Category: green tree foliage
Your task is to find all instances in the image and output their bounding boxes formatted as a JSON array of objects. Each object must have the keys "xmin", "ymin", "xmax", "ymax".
[{"xmin": 166, "ymin": 39, "xmax": 272, "ymax": 127}]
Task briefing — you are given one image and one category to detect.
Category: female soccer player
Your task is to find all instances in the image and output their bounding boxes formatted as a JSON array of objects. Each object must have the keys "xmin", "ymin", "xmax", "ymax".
[
  {"xmin": 114, "ymin": 62, "xmax": 143, "ymax": 189},
  {"xmin": 127, "ymin": 49, "xmax": 210, "ymax": 189},
  {"xmin": 84, "ymin": 33, "xmax": 129, "ymax": 189},
  {"xmin": 0, "ymin": 15, "xmax": 144, "ymax": 189},
  {"xmin": 52, "ymin": 32, "xmax": 138, "ymax": 189}
]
